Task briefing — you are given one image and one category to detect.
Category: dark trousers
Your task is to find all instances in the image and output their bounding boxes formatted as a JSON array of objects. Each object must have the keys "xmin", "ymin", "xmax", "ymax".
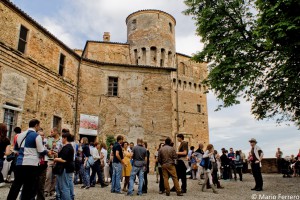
[
  {"xmin": 0, "ymin": 159, "xmax": 4, "ymax": 183},
  {"xmin": 158, "ymin": 167, "xmax": 165, "ymax": 192},
  {"xmin": 251, "ymin": 163, "xmax": 263, "ymax": 189},
  {"xmin": 7, "ymin": 165, "xmax": 39, "ymax": 200},
  {"xmin": 90, "ymin": 160, "xmax": 105, "ymax": 185},
  {"xmin": 229, "ymin": 163, "xmax": 237, "ymax": 179},
  {"xmin": 36, "ymin": 165, "xmax": 47, "ymax": 200},
  {"xmin": 175, "ymin": 160, "xmax": 187, "ymax": 192},
  {"xmin": 236, "ymin": 167, "xmax": 243, "ymax": 181},
  {"xmin": 222, "ymin": 165, "xmax": 229, "ymax": 180},
  {"xmin": 142, "ymin": 172, "xmax": 148, "ymax": 192}
]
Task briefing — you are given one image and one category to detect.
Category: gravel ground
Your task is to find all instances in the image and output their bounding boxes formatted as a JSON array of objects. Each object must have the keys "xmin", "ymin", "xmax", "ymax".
[{"xmin": 0, "ymin": 174, "xmax": 299, "ymax": 200}]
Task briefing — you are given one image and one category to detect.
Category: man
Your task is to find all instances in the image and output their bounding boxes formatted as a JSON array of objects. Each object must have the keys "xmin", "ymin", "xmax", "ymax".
[
  {"xmin": 158, "ymin": 137, "xmax": 183, "ymax": 197},
  {"xmin": 249, "ymin": 138, "xmax": 264, "ymax": 191},
  {"xmin": 45, "ymin": 127, "xmax": 62, "ymax": 198},
  {"xmin": 142, "ymin": 141, "xmax": 150, "ymax": 194},
  {"xmin": 111, "ymin": 135, "xmax": 124, "ymax": 194},
  {"xmin": 127, "ymin": 138, "xmax": 147, "ymax": 196},
  {"xmin": 175, "ymin": 134, "xmax": 188, "ymax": 193},
  {"xmin": 129, "ymin": 142, "xmax": 134, "ymax": 153},
  {"xmin": 7, "ymin": 119, "xmax": 51, "ymax": 200},
  {"xmin": 228, "ymin": 147, "xmax": 237, "ymax": 180},
  {"xmin": 193, "ymin": 143, "xmax": 204, "ymax": 184},
  {"xmin": 36, "ymin": 128, "xmax": 48, "ymax": 200},
  {"xmin": 275, "ymin": 148, "xmax": 283, "ymax": 173}
]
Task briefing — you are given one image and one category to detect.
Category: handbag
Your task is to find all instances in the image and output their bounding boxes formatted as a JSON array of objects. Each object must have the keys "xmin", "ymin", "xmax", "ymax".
[
  {"xmin": 53, "ymin": 162, "xmax": 64, "ymax": 175},
  {"xmin": 200, "ymin": 158, "xmax": 206, "ymax": 167},
  {"xmin": 84, "ymin": 154, "xmax": 95, "ymax": 169},
  {"xmin": 6, "ymin": 152, "xmax": 16, "ymax": 162}
]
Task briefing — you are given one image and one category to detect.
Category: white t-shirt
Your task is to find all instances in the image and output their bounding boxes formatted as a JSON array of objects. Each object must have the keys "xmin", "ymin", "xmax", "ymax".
[{"xmin": 101, "ymin": 148, "xmax": 108, "ymax": 164}]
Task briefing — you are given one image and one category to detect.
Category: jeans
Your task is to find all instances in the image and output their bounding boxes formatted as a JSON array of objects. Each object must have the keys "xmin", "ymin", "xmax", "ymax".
[
  {"xmin": 251, "ymin": 163, "xmax": 263, "ymax": 189},
  {"xmin": 111, "ymin": 162, "xmax": 122, "ymax": 193},
  {"xmin": 79, "ymin": 164, "xmax": 90, "ymax": 187},
  {"xmin": 56, "ymin": 169, "xmax": 74, "ymax": 200},
  {"xmin": 128, "ymin": 165, "xmax": 144, "ymax": 195},
  {"xmin": 7, "ymin": 165, "xmax": 39, "ymax": 200},
  {"xmin": 90, "ymin": 160, "xmax": 105, "ymax": 185},
  {"xmin": 0, "ymin": 159, "xmax": 4, "ymax": 183}
]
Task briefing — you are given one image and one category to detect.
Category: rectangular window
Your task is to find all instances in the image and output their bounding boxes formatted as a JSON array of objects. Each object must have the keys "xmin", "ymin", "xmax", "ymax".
[
  {"xmin": 197, "ymin": 104, "xmax": 201, "ymax": 113},
  {"xmin": 108, "ymin": 77, "xmax": 118, "ymax": 96},
  {"xmin": 18, "ymin": 25, "xmax": 28, "ymax": 53},
  {"xmin": 3, "ymin": 108, "xmax": 18, "ymax": 141},
  {"xmin": 59, "ymin": 53, "xmax": 65, "ymax": 76},
  {"xmin": 53, "ymin": 116, "xmax": 62, "ymax": 132}
]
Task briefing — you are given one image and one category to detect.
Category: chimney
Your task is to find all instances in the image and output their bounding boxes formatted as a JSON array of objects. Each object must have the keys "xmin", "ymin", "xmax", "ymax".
[{"xmin": 103, "ymin": 32, "xmax": 110, "ymax": 42}]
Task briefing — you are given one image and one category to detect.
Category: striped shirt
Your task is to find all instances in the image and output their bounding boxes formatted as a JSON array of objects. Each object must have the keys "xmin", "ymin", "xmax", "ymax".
[{"xmin": 14, "ymin": 128, "xmax": 47, "ymax": 166}]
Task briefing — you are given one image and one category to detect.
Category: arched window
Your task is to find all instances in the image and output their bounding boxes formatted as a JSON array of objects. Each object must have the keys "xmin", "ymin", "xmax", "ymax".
[{"xmin": 169, "ymin": 22, "xmax": 172, "ymax": 33}]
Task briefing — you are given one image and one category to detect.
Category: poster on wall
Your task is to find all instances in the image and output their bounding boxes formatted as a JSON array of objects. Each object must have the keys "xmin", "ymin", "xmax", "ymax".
[{"xmin": 79, "ymin": 114, "xmax": 99, "ymax": 136}]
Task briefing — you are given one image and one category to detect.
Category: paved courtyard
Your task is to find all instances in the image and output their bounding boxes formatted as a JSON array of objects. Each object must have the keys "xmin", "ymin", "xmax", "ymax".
[{"xmin": 0, "ymin": 174, "xmax": 299, "ymax": 200}]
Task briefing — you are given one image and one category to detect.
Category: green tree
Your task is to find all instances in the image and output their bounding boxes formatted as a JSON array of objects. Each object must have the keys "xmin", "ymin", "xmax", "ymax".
[
  {"xmin": 106, "ymin": 135, "xmax": 115, "ymax": 151},
  {"xmin": 184, "ymin": 0, "xmax": 300, "ymax": 125}
]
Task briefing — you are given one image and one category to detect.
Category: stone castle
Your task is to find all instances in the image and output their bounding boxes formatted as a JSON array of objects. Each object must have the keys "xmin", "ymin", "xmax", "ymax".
[{"xmin": 0, "ymin": 0, "xmax": 209, "ymax": 153}]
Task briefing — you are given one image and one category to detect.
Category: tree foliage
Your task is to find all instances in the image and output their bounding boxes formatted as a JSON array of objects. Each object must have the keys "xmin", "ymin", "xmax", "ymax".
[{"xmin": 184, "ymin": 0, "xmax": 300, "ymax": 126}]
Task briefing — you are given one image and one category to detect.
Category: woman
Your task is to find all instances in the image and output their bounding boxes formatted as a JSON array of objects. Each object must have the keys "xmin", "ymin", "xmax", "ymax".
[
  {"xmin": 100, "ymin": 143, "xmax": 109, "ymax": 183},
  {"xmin": 0, "ymin": 123, "xmax": 10, "ymax": 188},
  {"xmin": 156, "ymin": 143, "xmax": 165, "ymax": 194},
  {"xmin": 54, "ymin": 132, "xmax": 75, "ymax": 200},
  {"xmin": 90, "ymin": 142, "xmax": 100, "ymax": 187},
  {"xmin": 122, "ymin": 141, "xmax": 132, "ymax": 192},
  {"xmin": 79, "ymin": 137, "xmax": 91, "ymax": 189},
  {"xmin": 202, "ymin": 144, "xmax": 218, "ymax": 194},
  {"xmin": 235, "ymin": 150, "xmax": 243, "ymax": 181}
]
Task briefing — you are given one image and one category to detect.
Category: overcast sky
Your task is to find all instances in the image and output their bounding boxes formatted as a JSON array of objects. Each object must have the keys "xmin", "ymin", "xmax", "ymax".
[{"xmin": 11, "ymin": 0, "xmax": 299, "ymax": 157}]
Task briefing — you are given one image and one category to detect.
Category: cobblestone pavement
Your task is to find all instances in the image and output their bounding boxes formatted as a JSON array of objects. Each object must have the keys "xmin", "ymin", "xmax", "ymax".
[{"xmin": 0, "ymin": 174, "xmax": 299, "ymax": 200}]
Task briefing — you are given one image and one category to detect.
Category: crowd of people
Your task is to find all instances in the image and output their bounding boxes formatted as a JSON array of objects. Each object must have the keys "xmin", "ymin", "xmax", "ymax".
[
  {"xmin": 1, "ymin": 119, "xmax": 300, "ymax": 199},
  {"xmin": 275, "ymin": 148, "xmax": 300, "ymax": 178}
]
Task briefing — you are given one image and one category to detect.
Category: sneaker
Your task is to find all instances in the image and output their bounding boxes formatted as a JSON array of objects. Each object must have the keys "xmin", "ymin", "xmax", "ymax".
[
  {"xmin": 84, "ymin": 186, "xmax": 90, "ymax": 189},
  {"xmin": 0, "ymin": 182, "xmax": 6, "ymax": 188},
  {"xmin": 80, "ymin": 186, "xmax": 86, "ymax": 189},
  {"xmin": 115, "ymin": 192, "xmax": 123, "ymax": 194}
]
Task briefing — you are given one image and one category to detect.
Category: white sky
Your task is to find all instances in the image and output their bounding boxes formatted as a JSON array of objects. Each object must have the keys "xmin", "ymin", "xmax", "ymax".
[{"xmin": 11, "ymin": 0, "xmax": 299, "ymax": 157}]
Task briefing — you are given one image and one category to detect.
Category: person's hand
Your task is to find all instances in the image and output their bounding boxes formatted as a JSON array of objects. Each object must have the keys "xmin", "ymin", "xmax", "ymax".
[{"xmin": 255, "ymin": 160, "xmax": 260, "ymax": 163}]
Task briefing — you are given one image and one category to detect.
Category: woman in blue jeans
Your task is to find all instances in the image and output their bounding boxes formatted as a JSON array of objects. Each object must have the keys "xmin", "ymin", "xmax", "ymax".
[
  {"xmin": 54, "ymin": 132, "xmax": 75, "ymax": 200},
  {"xmin": 79, "ymin": 137, "xmax": 91, "ymax": 189}
]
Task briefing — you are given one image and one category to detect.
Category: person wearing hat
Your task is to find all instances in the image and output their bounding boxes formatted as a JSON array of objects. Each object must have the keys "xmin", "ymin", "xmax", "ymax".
[{"xmin": 249, "ymin": 138, "xmax": 264, "ymax": 191}]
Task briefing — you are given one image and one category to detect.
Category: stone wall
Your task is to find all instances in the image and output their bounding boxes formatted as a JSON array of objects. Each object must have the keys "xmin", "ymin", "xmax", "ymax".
[
  {"xmin": 171, "ymin": 54, "xmax": 209, "ymax": 148},
  {"xmin": 0, "ymin": 42, "xmax": 76, "ymax": 138},
  {"xmin": 261, "ymin": 158, "xmax": 278, "ymax": 173},
  {"xmin": 0, "ymin": 1, "xmax": 78, "ymax": 138},
  {"xmin": 0, "ymin": 1, "xmax": 79, "ymax": 84},
  {"xmin": 78, "ymin": 60, "xmax": 174, "ymax": 167},
  {"xmin": 83, "ymin": 42, "xmax": 130, "ymax": 65}
]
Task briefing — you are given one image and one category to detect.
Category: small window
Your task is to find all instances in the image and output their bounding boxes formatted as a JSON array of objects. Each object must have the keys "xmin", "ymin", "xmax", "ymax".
[
  {"xmin": 58, "ymin": 53, "xmax": 65, "ymax": 76},
  {"xmin": 108, "ymin": 77, "xmax": 118, "ymax": 96},
  {"xmin": 53, "ymin": 116, "xmax": 62, "ymax": 132},
  {"xmin": 132, "ymin": 19, "xmax": 137, "ymax": 30},
  {"xmin": 197, "ymin": 104, "xmax": 201, "ymax": 113},
  {"xmin": 169, "ymin": 22, "xmax": 172, "ymax": 33},
  {"xmin": 18, "ymin": 25, "xmax": 28, "ymax": 53},
  {"xmin": 3, "ymin": 106, "xmax": 18, "ymax": 141}
]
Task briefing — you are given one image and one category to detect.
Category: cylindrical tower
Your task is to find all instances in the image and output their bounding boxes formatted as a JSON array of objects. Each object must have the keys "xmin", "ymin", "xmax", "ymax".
[{"xmin": 126, "ymin": 10, "xmax": 176, "ymax": 67}]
